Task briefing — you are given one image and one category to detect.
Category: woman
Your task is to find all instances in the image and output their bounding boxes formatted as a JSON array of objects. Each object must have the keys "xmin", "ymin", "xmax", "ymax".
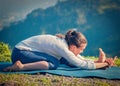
[{"xmin": 4, "ymin": 29, "xmax": 116, "ymax": 71}]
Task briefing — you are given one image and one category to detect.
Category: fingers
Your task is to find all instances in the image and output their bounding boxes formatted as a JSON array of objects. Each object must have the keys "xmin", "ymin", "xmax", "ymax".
[
  {"xmin": 105, "ymin": 57, "xmax": 116, "ymax": 66},
  {"xmin": 56, "ymin": 34, "xmax": 65, "ymax": 38},
  {"xmin": 105, "ymin": 58, "xmax": 112, "ymax": 66}
]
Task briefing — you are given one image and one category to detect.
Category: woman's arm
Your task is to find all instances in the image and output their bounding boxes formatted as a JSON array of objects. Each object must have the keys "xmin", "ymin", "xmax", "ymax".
[
  {"xmin": 56, "ymin": 34, "xmax": 65, "ymax": 38},
  {"xmin": 95, "ymin": 57, "xmax": 117, "ymax": 69},
  {"xmin": 95, "ymin": 62, "xmax": 108, "ymax": 69},
  {"xmin": 56, "ymin": 47, "xmax": 96, "ymax": 69},
  {"xmin": 77, "ymin": 55, "xmax": 86, "ymax": 60}
]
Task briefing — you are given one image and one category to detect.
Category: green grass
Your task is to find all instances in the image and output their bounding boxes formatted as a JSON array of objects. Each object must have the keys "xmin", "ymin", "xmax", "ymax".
[
  {"xmin": 0, "ymin": 42, "xmax": 11, "ymax": 62},
  {"xmin": 114, "ymin": 58, "xmax": 120, "ymax": 67},
  {"xmin": 0, "ymin": 74, "xmax": 116, "ymax": 86}
]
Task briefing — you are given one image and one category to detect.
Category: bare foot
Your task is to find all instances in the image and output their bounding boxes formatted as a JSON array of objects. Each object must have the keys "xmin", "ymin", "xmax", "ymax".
[
  {"xmin": 3, "ymin": 61, "xmax": 24, "ymax": 72},
  {"xmin": 113, "ymin": 56, "xmax": 118, "ymax": 61},
  {"xmin": 113, "ymin": 56, "xmax": 118, "ymax": 66},
  {"xmin": 98, "ymin": 48, "xmax": 106, "ymax": 62}
]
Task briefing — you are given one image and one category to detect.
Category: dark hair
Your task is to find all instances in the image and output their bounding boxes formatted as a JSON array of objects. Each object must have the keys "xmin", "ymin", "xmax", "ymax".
[{"xmin": 65, "ymin": 29, "xmax": 87, "ymax": 48}]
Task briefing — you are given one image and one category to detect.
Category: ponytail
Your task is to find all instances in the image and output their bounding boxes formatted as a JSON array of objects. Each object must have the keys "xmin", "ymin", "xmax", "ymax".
[{"xmin": 65, "ymin": 29, "xmax": 87, "ymax": 47}]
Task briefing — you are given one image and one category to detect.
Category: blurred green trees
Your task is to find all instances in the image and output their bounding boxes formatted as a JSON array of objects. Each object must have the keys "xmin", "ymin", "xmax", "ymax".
[{"xmin": 0, "ymin": 42, "xmax": 11, "ymax": 62}]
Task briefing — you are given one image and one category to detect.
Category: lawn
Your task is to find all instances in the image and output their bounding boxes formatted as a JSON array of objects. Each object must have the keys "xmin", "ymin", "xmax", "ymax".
[{"xmin": 0, "ymin": 73, "xmax": 120, "ymax": 86}]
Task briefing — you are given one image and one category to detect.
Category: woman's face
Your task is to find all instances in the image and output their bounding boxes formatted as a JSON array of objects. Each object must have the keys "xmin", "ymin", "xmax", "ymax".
[{"xmin": 69, "ymin": 44, "xmax": 87, "ymax": 56}]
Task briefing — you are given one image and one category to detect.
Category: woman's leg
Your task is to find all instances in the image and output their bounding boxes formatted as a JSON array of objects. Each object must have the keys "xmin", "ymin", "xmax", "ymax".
[
  {"xmin": 94, "ymin": 48, "xmax": 106, "ymax": 63},
  {"xmin": 11, "ymin": 48, "xmax": 52, "ymax": 64},
  {"xmin": 4, "ymin": 48, "xmax": 59, "ymax": 71},
  {"xmin": 4, "ymin": 60, "xmax": 49, "ymax": 71},
  {"xmin": 12, "ymin": 48, "xmax": 59, "ymax": 66}
]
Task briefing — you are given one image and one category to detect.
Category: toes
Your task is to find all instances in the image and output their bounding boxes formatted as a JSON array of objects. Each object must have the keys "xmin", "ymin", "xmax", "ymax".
[
  {"xmin": 3, "ymin": 66, "xmax": 12, "ymax": 72},
  {"xmin": 99, "ymin": 48, "xmax": 102, "ymax": 51},
  {"xmin": 113, "ymin": 56, "xmax": 118, "ymax": 61},
  {"xmin": 99, "ymin": 48, "xmax": 106, "ymax": 56},
  {"xmin": 99, "ymin": 48, "xmax": 103, "ymax": 54},
  {"xmin": 99, "ymin": 48, "xmax": 103, "ymax": 55}
]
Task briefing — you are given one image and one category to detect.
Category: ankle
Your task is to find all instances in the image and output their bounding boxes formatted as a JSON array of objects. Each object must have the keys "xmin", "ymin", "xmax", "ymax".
[{"xmin": 15, "ymin": 61, "xmax": 24, "ymax": 70}]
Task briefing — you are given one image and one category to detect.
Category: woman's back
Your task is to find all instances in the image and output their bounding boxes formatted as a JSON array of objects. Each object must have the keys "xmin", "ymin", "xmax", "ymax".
[{"xmin": 15, "ymin": 34, "xmax": 68, "ymax": 59}]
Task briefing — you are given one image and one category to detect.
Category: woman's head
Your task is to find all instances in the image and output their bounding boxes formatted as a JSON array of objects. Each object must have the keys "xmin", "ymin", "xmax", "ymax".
[
  {"xmin": 65, "ymin": 29, "xmax": 87, "ymax": 55},
  {"xmin": 65, "ymin": 29, "xmax": 87, "ymax": 47}
]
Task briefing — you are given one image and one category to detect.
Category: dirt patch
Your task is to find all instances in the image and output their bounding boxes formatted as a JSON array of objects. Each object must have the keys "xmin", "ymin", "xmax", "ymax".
[{"xmin": 29, "ymin": 74, "xmax": 120, "ymax": 86}]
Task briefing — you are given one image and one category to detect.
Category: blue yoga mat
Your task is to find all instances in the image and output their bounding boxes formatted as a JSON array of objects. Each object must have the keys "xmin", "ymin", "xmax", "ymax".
[{"xmin": 0, "ymin": 62, "xmax": 120, "ymax": 79}]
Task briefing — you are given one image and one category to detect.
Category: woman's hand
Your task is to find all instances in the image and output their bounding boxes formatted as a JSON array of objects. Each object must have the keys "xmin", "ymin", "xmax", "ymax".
[
  {"xmin": 56, "ymin": 34, "xmax": 65, "ymax": 38},
  {"xmin": 105, "ymin": 56, "xmax": 117, "ymax": 66}
]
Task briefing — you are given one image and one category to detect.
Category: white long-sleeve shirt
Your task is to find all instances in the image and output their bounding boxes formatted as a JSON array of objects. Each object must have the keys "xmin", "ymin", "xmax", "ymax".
[{"xmin": 15, "ymin": 35, "xmax": 96, "ymax": 69}]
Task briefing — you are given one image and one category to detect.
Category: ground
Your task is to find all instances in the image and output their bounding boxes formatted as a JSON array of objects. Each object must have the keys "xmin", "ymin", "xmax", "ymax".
[{"xmin": 0, "ymin": 74, "xmax": 120, "ymax": 86}]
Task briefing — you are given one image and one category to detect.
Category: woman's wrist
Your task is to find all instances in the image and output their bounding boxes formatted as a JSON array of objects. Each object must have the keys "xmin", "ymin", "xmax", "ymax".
[{"xmin": 104, "ymin": 61, "xmax": 110, "ymax": 67}]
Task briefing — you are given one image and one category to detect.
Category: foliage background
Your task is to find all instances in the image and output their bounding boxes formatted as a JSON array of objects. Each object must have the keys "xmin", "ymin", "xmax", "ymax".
[
  {"xmin": 0, "ymin": 0, "xmax": 120, "ymax": 57},
  {"xmin": 0, "ymin": 42, "xmax": 11, "ymax": 62}
]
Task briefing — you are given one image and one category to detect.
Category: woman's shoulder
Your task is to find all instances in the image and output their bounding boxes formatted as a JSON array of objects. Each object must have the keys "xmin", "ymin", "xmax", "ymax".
[{"xmin": 27, "ymin": 34, "xmax": 55, "ymax": 39}]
